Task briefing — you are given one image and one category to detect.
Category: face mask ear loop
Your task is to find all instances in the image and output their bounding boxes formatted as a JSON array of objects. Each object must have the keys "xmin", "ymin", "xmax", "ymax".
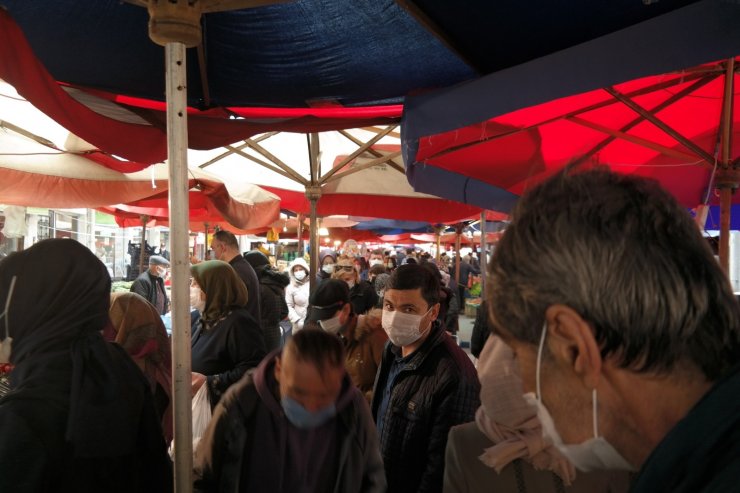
[
  {"xmin": 535, "ymin": 322, "xmax": 547, "ymax": 401},
  {"xmin": 3, "ymin": 276, "xmax": 17, "ymax": 341},
  {"xmin": 592, "ymin": 389, "xmax": 599, "ymax": 438}
]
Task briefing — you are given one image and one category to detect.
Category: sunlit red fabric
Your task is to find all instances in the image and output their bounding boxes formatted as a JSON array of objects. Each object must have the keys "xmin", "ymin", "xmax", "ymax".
[{"xmin": 413, "ymin": 60, "xmax": 740, "ymax": 207}]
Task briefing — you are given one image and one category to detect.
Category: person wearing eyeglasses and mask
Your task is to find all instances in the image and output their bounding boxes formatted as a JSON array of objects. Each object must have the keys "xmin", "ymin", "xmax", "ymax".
[
  {"xmin": 308, "ymin": 279, "xmax": 387, "ymax": 403},
  {"xmin": 371, "ymin": 264, "xmax": 480, "ymax": 493},
  {"xmin": 331, "ymin": 255, "xmax": 378, "ymax": 316},
  {"xmin": 488, "ymin": 169, "xmax": 740, "ymax": 493},
  {"xmin": 130, "ymin": 255, "xmax": 170, "ymax": 315},
  {"xmin": 194, "ymin": 329, "xmax": 386, "ymax": 493}
]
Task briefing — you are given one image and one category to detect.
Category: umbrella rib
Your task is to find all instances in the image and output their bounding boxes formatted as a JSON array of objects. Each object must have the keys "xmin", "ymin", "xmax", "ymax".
[
  {"xmin": 198, "ymin": 141, "xmax": 250, "ymax": 168},
  {"xmin": 322, "ymin": 150, "xmax": 403, "ymax": 184},
  {"xmin": 566, "ymin": 116, "xmax": 703, "ymax": 163},
  {"xmin": 394, "ymin": 0, "xmax": 483, "ymax": 75},
  {"xmin": 226, "ymin": 144, "xmax": 305, "ymax": 185},
  {"xmin": 605, "ymin": 87, "xmax": 715, "ymax": 165},
  {"xmin": 338, "ymin": 129, "xmax": 404, "ymax": 169},
  {"xmin": 568, "ymin": 74, "xmax": 719, "ymax": 169},
  {"xmin": 422, "ymin": 69, "xmax": 717, "ymax": 162},
  {"xmin": 322, "ymin": 125, "xmax": 398, "ymax": 183},
  {"xmin": 244, "ymin": 138, "xmax": 308, "ymax": 186}
]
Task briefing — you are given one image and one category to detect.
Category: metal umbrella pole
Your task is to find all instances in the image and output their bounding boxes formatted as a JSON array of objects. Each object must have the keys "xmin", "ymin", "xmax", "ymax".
[
  {"xmin": 479, "ymin": 212, "xmax": 487, "ymax": 295},
  {"xmin": 138, "ymin": 214, "xmax": 150, "ymax": 276}
]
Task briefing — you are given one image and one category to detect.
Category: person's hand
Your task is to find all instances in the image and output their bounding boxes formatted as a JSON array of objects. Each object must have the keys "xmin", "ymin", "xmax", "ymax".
[
  {"xmin": 191, "ymin": 372, "xmax": 207, "ymax": 396},
  {"xmin": 365, "ymin": 309, "xmax": 383, "ymax": 330}
]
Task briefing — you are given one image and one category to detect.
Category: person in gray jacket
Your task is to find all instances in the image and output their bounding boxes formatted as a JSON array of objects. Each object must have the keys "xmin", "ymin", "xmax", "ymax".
[{"xmin": 194, "ymin": 328, "xmax": 386, "ymax": 493}]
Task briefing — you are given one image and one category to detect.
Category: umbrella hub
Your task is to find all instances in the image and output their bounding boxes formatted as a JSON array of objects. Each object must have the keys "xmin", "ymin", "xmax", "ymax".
[
  {"xmin": 146, "ymin": 0, "xmax": 203, "ymax": 48},
  {"xmin": 715, "ymin": 168, "xmax": 740, "ymax": 191},
  {"xmin": 305, "ymin": 186, "xmax": 322, "ymax": 202}
]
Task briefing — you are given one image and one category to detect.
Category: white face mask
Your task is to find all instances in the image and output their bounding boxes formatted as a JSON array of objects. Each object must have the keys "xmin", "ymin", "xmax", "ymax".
[
  {"xmin": 322, "ymin": 264, "xmax": 335, "ymax": 275},
  {"xmin": 319, "ymin": 314, "xmax": 343, "ymax": 334},
  {"xmin": 381, "ymin": 306, "xmax": 432, "ymax": 347},
  {"xmin": 293, "ymin": 269, "xmax": 307, "ymax": 281},
  {"xmin": 190, "ymin": 285, "xmax": 206, "ymax": 313},
  {"xmin": 369, "ymin": 259, "xmax": 383, "ymax": 267},
  {"xmin": 525, "ymin": 324, "xmax": 635, "ymax": 472},
  {"xmin": 155, "ymin": 266, "xmax": 167, "ymax": 277},
  {"xmin": 0, "ymin": 276, "xmax": 17, "ymax": 364}
]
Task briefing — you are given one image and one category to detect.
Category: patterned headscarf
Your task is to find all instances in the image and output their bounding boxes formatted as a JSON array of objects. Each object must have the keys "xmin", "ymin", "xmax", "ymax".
[
  {"xmin": 191, "ymin": 260, "xmax": 248, "ymax": 324},
  {"xmin": 108, "ymin": 292, "xmax": 173, "ymax": 443},
  {"xmin": 475, "ymin": 336, "xmax": 576, "ymax": 485}
]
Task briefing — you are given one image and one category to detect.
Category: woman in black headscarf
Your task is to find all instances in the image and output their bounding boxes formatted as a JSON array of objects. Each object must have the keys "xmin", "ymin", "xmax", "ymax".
[{"xmin": 0, "ymin": 239, "xmax": 172, "ymax": 493}]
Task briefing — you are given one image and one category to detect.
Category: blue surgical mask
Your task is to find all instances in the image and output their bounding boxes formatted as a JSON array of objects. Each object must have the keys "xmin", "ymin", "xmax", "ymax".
[{"xmin": 281, "ymin": 395, "xmax": 336, "ymax": 429}]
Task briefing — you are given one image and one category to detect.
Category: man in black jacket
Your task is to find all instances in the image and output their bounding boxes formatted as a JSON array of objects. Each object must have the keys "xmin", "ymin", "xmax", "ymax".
[
  {"xmin": 130, "ymin": 255, "xmax": 169, "ymax": 315},
  {"xmin": 371, "ymin": 264, "xmax": 480, "ymax": 493},
  {"xmin": 210, "ymin": 231, "xmax": 261, "ymax": 327},
  {"xmin": 244, "ymin": 250, "xmax": 289, "ymax": 352}
]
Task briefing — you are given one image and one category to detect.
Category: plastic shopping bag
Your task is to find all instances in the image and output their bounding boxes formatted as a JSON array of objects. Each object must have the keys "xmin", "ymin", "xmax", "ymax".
[
  {"xmin": 169, "ymin": 383, "xmax": 212, "ymax": 458},
  {"xmin": 192, "ymin": 383, "xmax": 212, "ymax": 447}
]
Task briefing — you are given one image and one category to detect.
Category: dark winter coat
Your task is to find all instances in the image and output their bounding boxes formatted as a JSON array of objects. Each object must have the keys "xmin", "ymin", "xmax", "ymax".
[
  {"xmin": 229, "ymin": 256, "xmax": 262, "ymax": 327},
  {"xmin": 192, "ymin": 308, "xmax": 267, "ymax": 406},
  {"xmin": 350, "ymin": 280, "xmax": 379, "ymax": 316},
  {"xmin": 470, "ymin": 301, "xmax": 491, "ymax": 359},
  {"xmin": 371, "ymin": 322, "xmax": 480, "ymax": 493},
  {"xmin": 630, "ymin": 364, "xmax": 740, "ymax": 493},
  {"xmin": 130, "ymin": 270, "xmax": 168, "ymax": 315},
  {"xmin": 255, "ymin": 266, "xmax": 289, "ymax": 352},
  {"xmin": 194, "ymin": 351, "xmax": 386, "ymax": 493}
]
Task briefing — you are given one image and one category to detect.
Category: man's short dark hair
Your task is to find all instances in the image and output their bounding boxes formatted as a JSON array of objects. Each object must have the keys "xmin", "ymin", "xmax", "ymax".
[
  {"xmin": 488, "ymin": 168, "xmax": 740, "ymax": 380},
  {"xmin": 387, "ymin": 264, "xmax": 440, "ymax": 308},
  {"xmin": 369, "ymin": 264, "xmax": 387, "ymax": 276},
  {"xmin": 284, "ymin": 328, "xmax": 345, "ymax": 377},
  {"xmin": 212, "ymin": 230, "xmax": 239, "ymax": 249}
]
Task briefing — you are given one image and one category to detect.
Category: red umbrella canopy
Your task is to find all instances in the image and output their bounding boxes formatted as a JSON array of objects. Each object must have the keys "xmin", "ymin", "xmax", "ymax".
[{"xmin": 413, "ymin": 58, "xmax": 740, "ymax": 208}]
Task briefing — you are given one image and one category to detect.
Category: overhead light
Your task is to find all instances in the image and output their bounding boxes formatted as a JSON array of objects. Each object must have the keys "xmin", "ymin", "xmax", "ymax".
[{"xmin": 319, "ymin": 227, "xmax": 329, "ymax": 236}]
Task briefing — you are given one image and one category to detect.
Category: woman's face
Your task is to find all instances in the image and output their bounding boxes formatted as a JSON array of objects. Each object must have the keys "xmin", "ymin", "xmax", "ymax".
[{"xmin": 334, "ymin": 261, "xmax": 356, "ymax": 283}]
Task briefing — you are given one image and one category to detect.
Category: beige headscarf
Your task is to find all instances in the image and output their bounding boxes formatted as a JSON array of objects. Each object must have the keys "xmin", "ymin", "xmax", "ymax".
[{"xmin": 475, "ymin": 336, "xmax": 576, "ymax": 485}]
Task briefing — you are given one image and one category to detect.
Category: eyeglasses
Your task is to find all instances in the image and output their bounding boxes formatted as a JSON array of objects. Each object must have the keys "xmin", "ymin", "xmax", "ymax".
[{"xmin": 334, "ymin": 265, "xmax": 354, "ymax": 272}]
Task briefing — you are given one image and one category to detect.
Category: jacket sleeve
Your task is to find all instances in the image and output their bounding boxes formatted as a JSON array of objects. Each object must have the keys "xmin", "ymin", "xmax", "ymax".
[
  {"xmin": 355, "ymin": 393, "xmax": 387, "ymax": 493},
  {"xmin": 285, "ymin": 286, "xmax": 301, "ymax": 323},
  {"xmin": 130, "ymin": 278, "xmax": 150, "ymax": 300},
  {"xmin": 470, "ymin": 302, "xmax": 489, "ymax": 359},
  {"xmin": 443, "ymin": 427, "xmax": 468, "ymax": 493},
  {"xmin": 0, "ymin": 410, "xmax": 50, "ymax": 493},
  {"xmin": 206, "ymin": 315, "xmax": 266, "ymax": 403},
  {"xmin": 417, "ymin": 372, "xmax": 480, "ymax": 493}
]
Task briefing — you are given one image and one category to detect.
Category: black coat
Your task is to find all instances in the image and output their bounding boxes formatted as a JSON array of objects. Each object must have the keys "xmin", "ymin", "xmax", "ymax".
[
  {"xmin": 371, "ymin": 322, "xmax": 480, "ymax": 493},
  {"xmin": 130, "ymin": 270, "xmax": 168, "ymax": 315},
  {"xmin": 0, "ymin": 345, "xmax": 172, "ymax": 493},
  {"xmin": 350, "ymin": 280, "xmax": 378, "ymax": 316},
  {"xmin": 255, "ymin": 267, "xmax": 289, "ymax": 352},
  {"xmin": 229, "ymin": 256, "xmax": 262, "ymax": 327},
  {"xmin": 470, "ymin": 301, "xmax": 490, "ymax": 359},
  {"xmin": 630, "ymin": 364, "xmax": 740, "ymax": 493}
]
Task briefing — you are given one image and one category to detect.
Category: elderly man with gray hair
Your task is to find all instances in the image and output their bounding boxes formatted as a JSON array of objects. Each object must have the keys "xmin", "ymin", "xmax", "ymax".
[{"xmin": 487, "ymin": 168, "xmax": 740, "ymax": 493}]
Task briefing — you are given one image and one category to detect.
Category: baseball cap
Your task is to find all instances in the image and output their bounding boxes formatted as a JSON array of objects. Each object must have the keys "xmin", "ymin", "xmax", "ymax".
[{"xmin": 308, "ymin": 279, "xmax": 350, "ymax": 321}]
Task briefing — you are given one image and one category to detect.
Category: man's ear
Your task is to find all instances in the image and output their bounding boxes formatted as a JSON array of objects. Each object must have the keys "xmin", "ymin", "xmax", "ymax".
[
  {"xmin": 544, "ymin": 304, "xmax": 602, "ymax": 389},
  {"xmin": 430, "ymin": 302, "xmax": 441, "ymax": 321}
]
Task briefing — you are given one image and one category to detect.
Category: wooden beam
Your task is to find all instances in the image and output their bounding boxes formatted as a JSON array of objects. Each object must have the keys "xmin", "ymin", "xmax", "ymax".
[
  {"xmin": 196, "ymin": 43, "xmax": 211, "ymax": 108},
  {"xmin": 338, "ymin": 129, "xmax": 404, "ymax": 169},
  {"xmin": 394, "ymin": 0, "xmax": 483, "ymax": 75},
  {"xmin": 226, "ymin": 145, "xmax": 303, "ymax": 184},
  {"xmin": 569, "ymin": 75, "xmax": 717, "ymax": 169},
  {"xmin": 424, "ymin": 70, "xmax": 717, "ymax": 162},
  {"xmin": 323, "ymin": 151, "xmax": 403, "ymax": 184},
  {"xmin": 245, "ymin": 138, "xmax": 308, "ymax": 186},
  {"xmin": 361, "ymin": 126, "xmax": 402, "ymax": 139},
  {"xmin": 322, "ymin": 125, "xmax": 397, "ymax": 183},
  {"xmin": 605, "ymin": 87, "xmax": 716, "ymax": 165},
  {"xmin": 566, "ymin": 116, "xmax": 703, "ymax": 162}
]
